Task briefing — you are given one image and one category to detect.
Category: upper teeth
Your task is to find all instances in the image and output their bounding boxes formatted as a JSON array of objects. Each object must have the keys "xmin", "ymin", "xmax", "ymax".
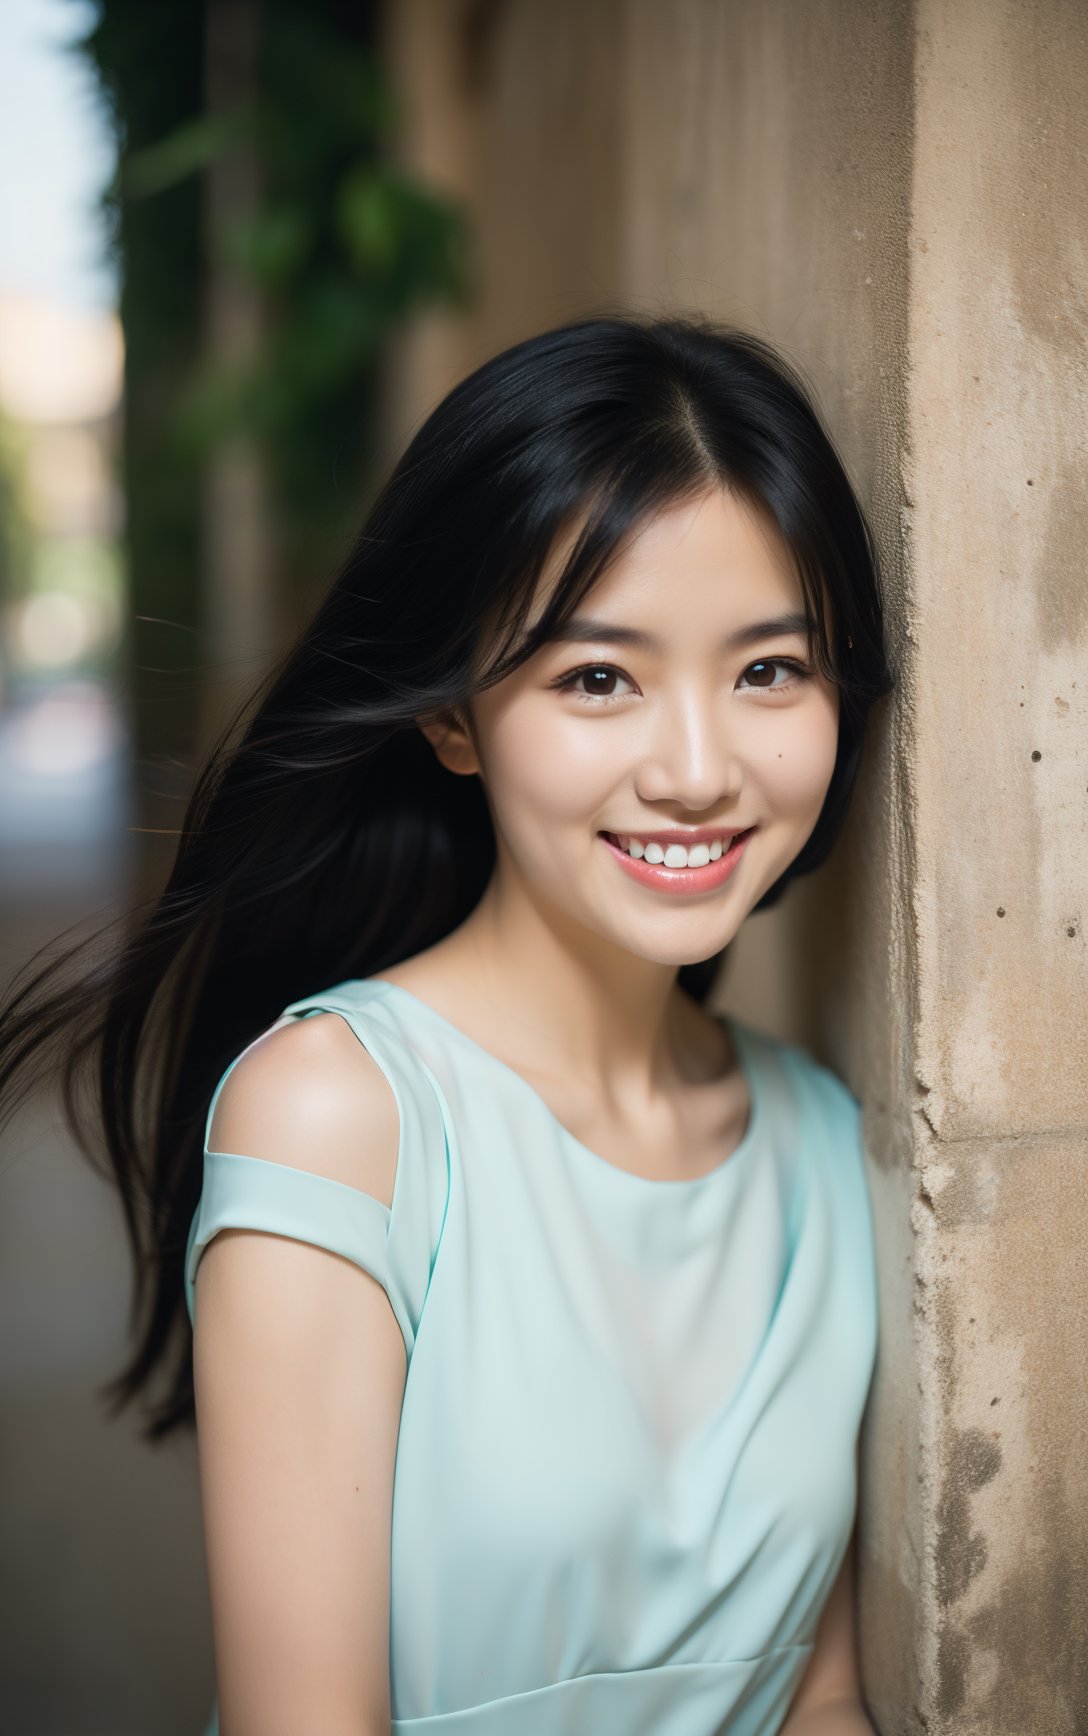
[{"xmin": 615, "ymin": 834, "xmax": 741, "ymax": 867}]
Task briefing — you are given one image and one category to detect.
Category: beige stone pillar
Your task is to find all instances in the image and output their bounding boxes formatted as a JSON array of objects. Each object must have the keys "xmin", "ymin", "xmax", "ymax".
[
  {"xmin": 380, "ymin": 2, "xmax": 1088, "ymax": 1727},
  {"xmin": 894, "ymin": 2, "xmax": 1088, "ymax": 1727}
]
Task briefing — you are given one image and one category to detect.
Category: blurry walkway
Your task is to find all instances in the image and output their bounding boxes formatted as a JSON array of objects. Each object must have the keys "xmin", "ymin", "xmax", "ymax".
[{"xmin": 0, "ymin": 680, "xmax": 214, "ymax": 1735}]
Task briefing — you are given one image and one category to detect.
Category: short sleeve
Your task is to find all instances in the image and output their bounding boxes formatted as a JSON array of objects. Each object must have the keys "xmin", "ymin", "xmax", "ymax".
[{"xmin": 183, "ymin": 992, "xmax": 451, "ymax": 1363}]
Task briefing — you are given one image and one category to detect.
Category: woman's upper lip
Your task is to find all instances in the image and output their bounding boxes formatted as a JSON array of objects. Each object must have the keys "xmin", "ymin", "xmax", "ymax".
[{"xmin": 602, "ymin": 825, "xmax": 754, "ymax": 845}]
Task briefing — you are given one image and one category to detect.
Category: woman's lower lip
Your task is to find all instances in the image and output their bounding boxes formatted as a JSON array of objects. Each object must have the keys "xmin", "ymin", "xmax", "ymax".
[{"xmin": 598, "ymin": 829, "xmax": 755, "ymax": 894}]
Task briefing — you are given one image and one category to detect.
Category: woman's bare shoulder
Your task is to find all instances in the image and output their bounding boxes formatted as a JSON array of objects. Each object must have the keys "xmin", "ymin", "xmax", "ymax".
[{"xmin": 207, "ymin": 1010, "xmax": 400, "ymax": 1208}]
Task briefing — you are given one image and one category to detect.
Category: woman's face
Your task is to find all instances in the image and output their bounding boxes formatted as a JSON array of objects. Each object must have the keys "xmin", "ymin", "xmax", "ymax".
[{"xmin": 426, "ymin": 484, "xmax": 841, "ymax": 970}]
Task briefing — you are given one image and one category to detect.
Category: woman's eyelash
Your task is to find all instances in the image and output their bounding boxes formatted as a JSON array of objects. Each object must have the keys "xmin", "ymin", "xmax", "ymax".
[
  {"xmin": 551, "ymin": 658, "xmax": 811, "ymax": 704},
  {"xmin": 737, "ymin": 658, "xmax": 811, "ymax": 691},
  {"xmin": 551, "ymin": 665, "xmax": 638, "ymax": 703}
]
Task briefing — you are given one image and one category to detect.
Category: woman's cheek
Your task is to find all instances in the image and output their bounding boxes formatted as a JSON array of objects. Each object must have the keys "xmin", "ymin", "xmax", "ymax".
[
  {"xmin": 491, "ymin": 706, "xmax": 616, "ymax": 829},
  {"xmin": 476, "ymin": 713, "xmax": 573, "ymax": 855},
  {"xmin": 764, "ymin": 700, "xmax": 839, "ymax": 820}
]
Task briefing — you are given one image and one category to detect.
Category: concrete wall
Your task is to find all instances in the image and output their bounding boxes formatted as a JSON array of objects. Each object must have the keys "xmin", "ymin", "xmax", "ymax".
[
  {"xmin": 380, "ymin": 2, "xmax": 1088, "ymax": 1729},
  {"xmin": 903, "ymin": 1, "xmax": 1088, "ymax": 1725}
]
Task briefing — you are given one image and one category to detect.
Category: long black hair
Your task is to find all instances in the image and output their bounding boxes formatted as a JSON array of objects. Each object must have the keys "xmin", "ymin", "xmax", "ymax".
[{"xmin": 0, "ymin": 312, "xmax": 894, "ymax": 1440}]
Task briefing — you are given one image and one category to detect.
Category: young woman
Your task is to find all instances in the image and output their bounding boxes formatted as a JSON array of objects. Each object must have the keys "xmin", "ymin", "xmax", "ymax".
[{"xmin": 0, "ymin": 314, "xmax": 894, "ymax": 1735}]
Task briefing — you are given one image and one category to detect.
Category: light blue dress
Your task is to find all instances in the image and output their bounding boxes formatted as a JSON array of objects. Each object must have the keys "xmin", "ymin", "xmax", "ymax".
[{"xmin": 185, "ymin": 976, "xmax": 878, "ymax": 1736}]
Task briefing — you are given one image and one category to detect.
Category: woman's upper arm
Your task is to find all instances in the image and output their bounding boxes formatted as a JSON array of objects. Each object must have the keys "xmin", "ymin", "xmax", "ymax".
[
  {"xmin": 784, "ymin": 1523, "xmax": 862, "ymax": 1722},
  {"xmin": 783, "ymin": 1438, "xmax": 865, "ymax": 1726},
  {"xmin": 193, "ymin": 1013, "xmax": 406, "ymax": 1736}
]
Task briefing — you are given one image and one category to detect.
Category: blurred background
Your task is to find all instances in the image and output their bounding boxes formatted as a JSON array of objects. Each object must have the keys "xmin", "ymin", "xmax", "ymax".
[
  {"xmin": 2, "ymin": 1, "xmax": 1086, "ymax": 1732},
  {"xmin": 0, "ymin": 2, "xmax": 477, "ymax": 1727}
]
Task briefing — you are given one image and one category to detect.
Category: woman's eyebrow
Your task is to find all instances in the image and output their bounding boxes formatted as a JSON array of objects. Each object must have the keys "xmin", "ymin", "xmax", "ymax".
[{"xmin": 542, "ymin": 610, "xmax": 812, "ymax": 652}]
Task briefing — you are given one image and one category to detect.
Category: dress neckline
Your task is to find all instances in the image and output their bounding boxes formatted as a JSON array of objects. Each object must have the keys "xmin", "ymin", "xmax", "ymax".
[{"xmin": 362, "ymin": 978, "xmax": 762, "ymax": 1192}]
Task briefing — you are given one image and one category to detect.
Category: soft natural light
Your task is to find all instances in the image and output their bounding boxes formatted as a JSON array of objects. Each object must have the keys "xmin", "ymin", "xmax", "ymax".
[
  {"xmin": 11, "ymin": 591, "xmax": 96, "ymax": 667},
  {"xmin": 3, "ymin": 680, "xmax": 122, "ymax": 776}
]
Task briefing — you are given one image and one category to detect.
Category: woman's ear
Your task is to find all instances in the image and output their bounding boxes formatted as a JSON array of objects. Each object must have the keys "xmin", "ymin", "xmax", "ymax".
[{"xmin": 416, "ymin": 709, "xmax": 482, "ymax": 778}]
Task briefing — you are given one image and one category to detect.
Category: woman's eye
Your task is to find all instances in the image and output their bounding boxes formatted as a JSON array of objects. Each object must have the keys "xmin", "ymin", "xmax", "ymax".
[
  {"xmin": 553, "ymin": 658, "xmax": 809, "ymax": 705},
  {"xmin": 553, "ymin": 664, "xmax": 637, "ymax": 704},
  {"xmin": 738, "ymin": 658, "xmax": 807, "ymax": 692}
]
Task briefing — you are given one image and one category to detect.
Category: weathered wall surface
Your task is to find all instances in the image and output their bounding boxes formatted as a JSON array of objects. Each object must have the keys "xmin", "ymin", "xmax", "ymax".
[
  {"xmin": 380, "ymin": 1, "xmax": 1088, "ymax": 1728},
  {"xmin": 904, "ymin": 0, "xmax": 1088, "ymax": 1727}
]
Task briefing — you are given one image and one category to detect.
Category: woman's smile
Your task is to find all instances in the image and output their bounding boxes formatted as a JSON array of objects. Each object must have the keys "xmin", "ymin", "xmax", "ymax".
[{"xmin": 597, "ymin": 826, "xmax": 757, "ymax": 895}]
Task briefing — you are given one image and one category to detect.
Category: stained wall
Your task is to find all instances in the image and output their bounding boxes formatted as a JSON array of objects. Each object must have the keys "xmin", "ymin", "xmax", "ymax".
[
  {"xmin": 379, "ymin": 2, "xmax": 1088, "ymax": 1728},
  {"xmin": 900, "ymin": 1, "xmax": 1088, "ymax": 1726}
]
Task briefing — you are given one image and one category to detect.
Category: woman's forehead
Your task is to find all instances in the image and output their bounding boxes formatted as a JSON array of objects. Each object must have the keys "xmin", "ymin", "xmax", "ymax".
[{"xmin": 530, "ymin": 487, "xmax": 802, "ymax": 629}]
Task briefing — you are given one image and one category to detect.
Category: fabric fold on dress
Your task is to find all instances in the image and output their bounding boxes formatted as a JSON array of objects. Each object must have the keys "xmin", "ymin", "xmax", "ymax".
[{"xmin": 186, "ymin": 976, "xmax": 878, "ymax": 1736}]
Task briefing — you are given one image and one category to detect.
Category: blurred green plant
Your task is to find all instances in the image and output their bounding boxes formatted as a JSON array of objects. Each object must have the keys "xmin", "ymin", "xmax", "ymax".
[
  {"xmin": 121, "ymin": 10, "xmax": 474, "ymax": 575},
  {"xmin": 74, "ymin": 0, "xmax": 475, "ymax": 777},
  {"xmin": 0, "ymin": 412, "xmax": 33, "ymax": 607}
]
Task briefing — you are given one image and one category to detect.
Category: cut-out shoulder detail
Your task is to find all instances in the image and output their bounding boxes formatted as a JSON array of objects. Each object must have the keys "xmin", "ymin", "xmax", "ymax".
[
  {"xmin": 186, "ymin": 988, "xmax": 452, "ymax": 1358},
  {"xmin": 207, "ymin": 1010, "xmax": 400, "ymax": 1209}
]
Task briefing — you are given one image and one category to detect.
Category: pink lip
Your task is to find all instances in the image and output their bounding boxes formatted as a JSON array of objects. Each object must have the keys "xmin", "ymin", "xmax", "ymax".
[{"xmin": 599, "ymin": 828, "xmax": 755, "ymax": 895}]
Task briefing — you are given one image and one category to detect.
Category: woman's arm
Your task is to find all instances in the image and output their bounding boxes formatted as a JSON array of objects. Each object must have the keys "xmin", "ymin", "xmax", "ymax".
[
  {"xmin": 781, "ymin": 1700, "xmax": 875, "ymax": 1735},
  {"xmin": 193, "ymin": 1017, "xmax": 408, "ymax": 1735},
  {"xmin": 779, "ymin": 1523, "xmax": 875, "ymax": 1732},
  {"xmin": 780, "ymin": 1439, "xmax": 875, "ymax": 1735}
]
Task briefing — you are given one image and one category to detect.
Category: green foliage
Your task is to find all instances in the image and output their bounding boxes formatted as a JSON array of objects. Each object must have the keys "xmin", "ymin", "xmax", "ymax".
[
  {"xmin": 73, "ymin": 0, "xmax": 206, "ymax": 765},
  {"xmin": 72, "ymin": 0, "xmax": 476, "ymax": 771},
  {"xmin": 124, "ymin": 107, "xmax": 255, "ymax": 198},
  {"xmin": 0, "ymin": 413, "xmax": 33, "ymax": 605},
  {"xmin": 121, "ymin": 6, "xmax": 476, "ymax": 579}
]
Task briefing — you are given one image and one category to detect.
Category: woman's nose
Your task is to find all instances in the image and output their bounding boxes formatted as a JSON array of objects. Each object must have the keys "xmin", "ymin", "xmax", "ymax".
[{"xmin": 634, "ymin": 691, "xmax": 743, "ymax": 810}]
